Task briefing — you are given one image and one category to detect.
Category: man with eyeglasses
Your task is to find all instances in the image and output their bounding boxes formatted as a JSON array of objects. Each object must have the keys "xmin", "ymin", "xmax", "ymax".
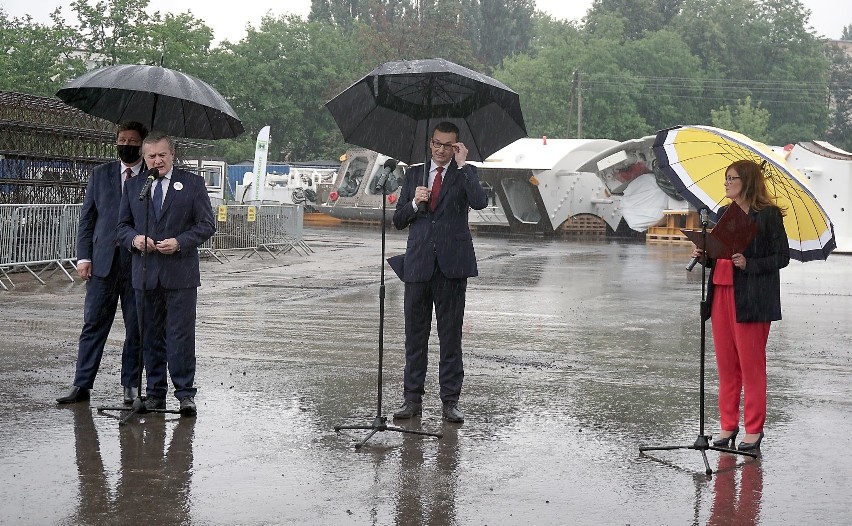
[{"xmin": 392, "ymin": 121, "xmax": 488, "ymax": 423}]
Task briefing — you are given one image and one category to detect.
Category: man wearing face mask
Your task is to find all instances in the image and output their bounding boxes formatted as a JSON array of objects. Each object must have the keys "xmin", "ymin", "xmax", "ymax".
[{"xmin": 57, "ymin": 122, "xmax": 149, "ymax": 405}]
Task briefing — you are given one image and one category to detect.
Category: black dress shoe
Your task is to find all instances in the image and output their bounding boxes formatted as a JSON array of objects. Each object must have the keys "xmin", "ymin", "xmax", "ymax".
[
  {"xmin": 712, "ymin": 427, "xmax": 739, "ymax": 447},
  {"xmin": 143, "ymin": 397, "xmax": 166, "ymax": 411},
  {"xmin": 123, "ymin": 386, "xmax": 139, "ymax": 405},
  {"xmin": 56, "ymin": 386, "xmax": 90, "ymax": 404},
  {"xmin": 393, "ymin": 401, "xmax": 422, "ymax": 419},
  {"xmin": 738, "ymin": 432, "xmax": 764, "ymax": 451},
  {"xmin": 442, "ymin": 403, "xmax": 464, "ymax": 423},
  {"xmin": 179, "ymin": 397, "xmax": 197, "ymax": 416}
]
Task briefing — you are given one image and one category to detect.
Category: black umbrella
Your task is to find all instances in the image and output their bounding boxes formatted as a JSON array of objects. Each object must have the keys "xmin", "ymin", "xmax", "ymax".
[
  {"xmin": 56, "ymin": 64, "xmax": 244, "ymax": 140},
  {"xmin": 325, "ymin": 58, "xmax": 527, "ymax": 165}
]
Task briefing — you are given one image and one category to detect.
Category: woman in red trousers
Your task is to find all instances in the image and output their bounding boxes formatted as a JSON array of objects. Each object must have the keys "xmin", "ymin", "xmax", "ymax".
[{"xmin": 692, "ymin": 159, "xmax": 789, "ymax": 451}]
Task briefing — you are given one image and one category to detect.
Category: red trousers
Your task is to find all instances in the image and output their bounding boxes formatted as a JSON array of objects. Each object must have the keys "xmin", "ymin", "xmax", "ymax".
[{"xmin": 711, "ymin": 284, "xmax": 770, "ymax": 434}]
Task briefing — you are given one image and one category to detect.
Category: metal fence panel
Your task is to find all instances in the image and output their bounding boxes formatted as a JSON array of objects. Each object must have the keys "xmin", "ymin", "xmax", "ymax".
[
  {"xmin": 2, "ymin": 201, "xmax": 310, "ymax": 287},
  {"xmin": 256, "ymin": 204, "xmax": 310, "ymax": 257},
  {"xmin": 211, "ymin": 205, "xmax": 260, "ymax": 258},
  {"xmin": 0, "ymin": 205, "xmax": 16, "ymax": 289}
]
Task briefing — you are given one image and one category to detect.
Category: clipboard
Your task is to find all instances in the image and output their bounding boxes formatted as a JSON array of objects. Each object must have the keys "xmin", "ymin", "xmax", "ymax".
[{"xmin": 681, "ymin": 204, "xmax": 758, "ymax": 259}]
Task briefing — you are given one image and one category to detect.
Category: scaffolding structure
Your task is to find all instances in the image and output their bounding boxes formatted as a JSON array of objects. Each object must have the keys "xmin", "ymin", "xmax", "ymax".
[
  {"xmin": 0, "ymin": 90, "xmax": 212, "ymax": 204},
  {"xmin": 0, "ymin": 91, "xmax": 116, "ymax": 204}
]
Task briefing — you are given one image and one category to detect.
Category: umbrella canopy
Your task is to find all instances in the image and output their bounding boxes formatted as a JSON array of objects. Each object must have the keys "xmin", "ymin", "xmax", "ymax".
[
  {"xmin": 653, "ymin": 125, "xmax": 836, "ymax": 261},
  {"xmin": 56, "ymin": 64, "xmax": 244, "ymax": 140},
  {"xmin": 326, "ymin": 58, "xmax": 527, "ymax": 165}
]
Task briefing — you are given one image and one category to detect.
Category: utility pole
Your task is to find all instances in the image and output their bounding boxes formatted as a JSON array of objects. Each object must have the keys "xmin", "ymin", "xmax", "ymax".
[
  {"xmin": 576, "ymin": 70, "xmax": 583, "ymax": 139},
  {"xmin": 568, "ymin": 70, "xmax": 583, "ymax": 139}
]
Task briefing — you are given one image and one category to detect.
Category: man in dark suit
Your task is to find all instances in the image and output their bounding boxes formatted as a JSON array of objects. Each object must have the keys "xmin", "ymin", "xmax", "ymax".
[
  {"xmin": 57, "ymin": 122, "xmax": 148, "ymax": 405},
  {"xmin": 118, "ymin": 131, "xmax": 215, "ymax": 416},
  {"xmin": 392, "ymin": 121, "xmax": 488, "ymax": 423}
]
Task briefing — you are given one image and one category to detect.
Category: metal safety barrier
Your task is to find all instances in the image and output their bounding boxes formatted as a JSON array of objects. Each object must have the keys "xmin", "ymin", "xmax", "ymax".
[
  {"xmin": 2, "ymin": 201, "xmax": 310, "ymax": 289},
  {"xmin": 0, "ymin": 204, "xmax": 80, "ymax": 288},
  {"xmin": 202, "ymin": 203, "xmax": 310, "ymax": 261},
  {"xmin": 256, "ymin": 204, "xmax": 311, "ymax": 257},
  {"xmin": 0, "ymin": 205, "xmax": 15, "ymax": 289}
]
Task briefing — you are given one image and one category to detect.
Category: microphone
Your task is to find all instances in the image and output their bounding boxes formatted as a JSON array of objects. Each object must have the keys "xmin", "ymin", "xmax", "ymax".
[
  {"xmin": 374, "ymin": 158, "xmax": 398, "ymax": 192},
  {"xmin": 417, "ymin": 165, "xmax": 429, "ymax": 213},
  {"xmin": 685, "ymin": 208, "xmax": 710, "ymax": 271},
  {"xmin": 685, "ymin": 255, "xmax": 700, "ymax": 272},
  {"xmin": 137, "ymin": 168, "xmax": 160, "ymax": 201}
]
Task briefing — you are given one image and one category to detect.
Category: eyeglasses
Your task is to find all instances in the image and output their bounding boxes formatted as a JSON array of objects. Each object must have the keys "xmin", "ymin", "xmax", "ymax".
[
  {"xmin": 724, "ymin": 176, "xmax": 741, "ymax": 184},
  {"xmin": 430, "ymin": 139, "xmax": 455, "ymax": 151}
]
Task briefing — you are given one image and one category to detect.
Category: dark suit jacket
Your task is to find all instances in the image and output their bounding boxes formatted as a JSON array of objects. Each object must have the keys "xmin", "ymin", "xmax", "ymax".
[
  {"xmin": 392, "ymin": 160, "xmax": 487, "ymax": 282},
  {"xmin": 77, "ymin": 160, "xmax": 134, "ymax": 278},
  {"xmin": 706, "ymin": 205, "xmax": 790, "ymax": 322},
  {"xmin": 117, "ymin": 168, "xmax": 215, "ymax": 290}
]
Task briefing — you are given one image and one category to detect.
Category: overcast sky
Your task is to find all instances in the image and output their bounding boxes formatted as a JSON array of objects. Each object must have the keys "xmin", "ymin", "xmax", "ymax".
[{"xmin": 2, "ymin": 0, "xmax": 847, "ymax": 44}]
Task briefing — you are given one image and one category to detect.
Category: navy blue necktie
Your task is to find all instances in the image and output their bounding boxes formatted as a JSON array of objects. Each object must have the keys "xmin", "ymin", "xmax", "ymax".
[{"xmin": 153, "ymin": 177, "xmax": 164, "ymax": 219}]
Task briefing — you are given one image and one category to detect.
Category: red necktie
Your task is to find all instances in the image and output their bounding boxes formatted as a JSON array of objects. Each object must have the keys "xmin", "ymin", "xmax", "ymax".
[
  {"xmin": 122, "ymin": 167, "xmax": 132, "ymax": 194},
  {"xmin": 429, "ymin": 166, "xmax": 444, "ymax": 212}
]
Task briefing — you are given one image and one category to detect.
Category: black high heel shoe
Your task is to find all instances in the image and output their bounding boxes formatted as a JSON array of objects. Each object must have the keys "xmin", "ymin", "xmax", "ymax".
[
  {"xmin": 738, "ymin": 431, "xmax": 764, "ymax": 451},
  {"xmin": 712, "ymin": 427, "xmax": 739, "ymax": 447}
]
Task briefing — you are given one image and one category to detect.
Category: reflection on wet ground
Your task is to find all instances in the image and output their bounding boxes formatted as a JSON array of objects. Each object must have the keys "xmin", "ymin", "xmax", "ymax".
[{"xmin": 1, "ymin": 225, "xmax": 851, "ymax": 524}]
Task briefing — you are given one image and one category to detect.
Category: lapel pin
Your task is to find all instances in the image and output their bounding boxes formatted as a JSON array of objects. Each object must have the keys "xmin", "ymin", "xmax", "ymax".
[{"xmin": 173, "ymin": 181, "xmax": 183, "ymax": 191}]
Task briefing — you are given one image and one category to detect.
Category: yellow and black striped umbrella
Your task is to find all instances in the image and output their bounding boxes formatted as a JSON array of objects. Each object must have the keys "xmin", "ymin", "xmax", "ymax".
[{"xmin": 653, "ymin": 125, "xmax": 836, "ymax": 261}]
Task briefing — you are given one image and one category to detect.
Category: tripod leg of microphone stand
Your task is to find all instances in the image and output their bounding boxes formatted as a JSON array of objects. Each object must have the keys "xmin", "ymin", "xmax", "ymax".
[
  {"xmin": 709, "ymin": 445, "xmax": 758, "ymax": 459},
  {"xmin": 118, "ymin": 397, "xmax": 148, "ymax": 426},
  {"xmin": 354, "ymin": 429, "xmax": 381, "ymax": 450},
  {"xmin": 384, "ymin": 425, "xmax": 443, "ymax": 439},
  {"xmin": 692, "ymin": 435, "xmax": 713, "ymax": 475},
  {"xmin": 700, "ymin": 450, "xmax": 712, "ymax": 475},
  {"xmin": 335, "ymin": 415, "xmax": 443, "ymax": 449},
  {"xmin": 96, "ymin": 396, "xmax": 145, "ymax": 424}
]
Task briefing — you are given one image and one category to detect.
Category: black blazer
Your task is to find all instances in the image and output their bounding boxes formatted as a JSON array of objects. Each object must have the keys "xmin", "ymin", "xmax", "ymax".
[
  {"xmin": 705, "ymin": 204, "xmax": 790, "ymax": 322},
  {"xmin": 118, "ymin": 168, "xmax": 215, "ymax": 290},
  {"xmin": 392, "ymin": 160, "xmax": 487, "ymax": 282},
  {"xmin": 77, "ymin": 160, "xmax": 131, "ymax": 277}
]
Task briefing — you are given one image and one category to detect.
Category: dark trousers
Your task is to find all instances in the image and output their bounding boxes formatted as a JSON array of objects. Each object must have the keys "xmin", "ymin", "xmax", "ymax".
[
  {"xmin": 136, "ymin": 286, "xmax": 197, "ymax": 400},
  {"xmin": 403, "ymin": 267, "xmax": 467, "ymax": 404},
  {"xmin": 74, "ymin": 248, "xmax": 140, "ymax": 389}
]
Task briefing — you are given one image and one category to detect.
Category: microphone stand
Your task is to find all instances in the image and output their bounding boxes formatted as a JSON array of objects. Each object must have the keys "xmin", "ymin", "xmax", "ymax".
[
  {"xmin": 334, "ymin": 165, "xmax": 442, "ymax": 448},
  {"xmin": 639, "ymin": 208, "xmax": 757, "ymax": 474},
  {"xmin": 98, "ymin": 172, "xmax": 181, "ymax": 424}
]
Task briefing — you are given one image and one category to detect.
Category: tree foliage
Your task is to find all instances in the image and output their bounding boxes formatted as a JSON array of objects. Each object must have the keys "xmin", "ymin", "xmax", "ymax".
[
  {"xmin": 584, "ymin": 0, "xmax": 685, "ymax": 41},
  {"xmin": 309, "ymin": 0, "xmax": 534, "ymax": 71},
  {"xmin": 205, "ymin": 15, "xmax": 361, "ymax": 163},
  {"xmin": 1, "ymin": 0, "xmax": 847, "ymax": 162},
  {"xmin": 826, "ymin": 44, "xmax": 852, "ymax": 152},
  {"xmin": 71, "ymin": 0, "xmax": 152, "ymax": 66},
  {"xmin": 495, "ymin": 17, "xmax": 585, "ymax": 139},
  {"xmin": 144, "ymin": 12, "xmax": 214, "ymax": 75},
  {"xmin": 0, "ymin": 8, "xmax": 84, "ymax": 96},
  {"xmin": 710, "ymin": 96, "xmax": 771, "ymax": 142}
]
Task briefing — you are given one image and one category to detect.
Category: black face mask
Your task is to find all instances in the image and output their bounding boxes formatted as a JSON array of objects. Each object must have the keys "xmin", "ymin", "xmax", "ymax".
[{"xmin": 116, "ymin": 144, "xmax": 142, "ymax": 164}]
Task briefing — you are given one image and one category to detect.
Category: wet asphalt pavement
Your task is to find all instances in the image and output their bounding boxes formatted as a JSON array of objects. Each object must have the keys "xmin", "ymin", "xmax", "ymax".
[{"xmin": 1, "ymin": 224, "xmax": 851, "ymax": 525}]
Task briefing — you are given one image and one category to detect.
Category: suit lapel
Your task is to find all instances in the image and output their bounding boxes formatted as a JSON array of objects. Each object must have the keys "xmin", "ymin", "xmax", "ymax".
[
  {"xmin": 435, "ymin": 160, "xmax": 457, "ymax": 210},
  {"xmin": 159, "ymin": 173, "xmax": 177, "ymax": 219},
  {"xmin": 109, "ymin": 161, "xmax": 123, "ymax": 201},
  {"xmin": 114, "ymin": 165, "xmax": 122, "ymax": 196}
]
